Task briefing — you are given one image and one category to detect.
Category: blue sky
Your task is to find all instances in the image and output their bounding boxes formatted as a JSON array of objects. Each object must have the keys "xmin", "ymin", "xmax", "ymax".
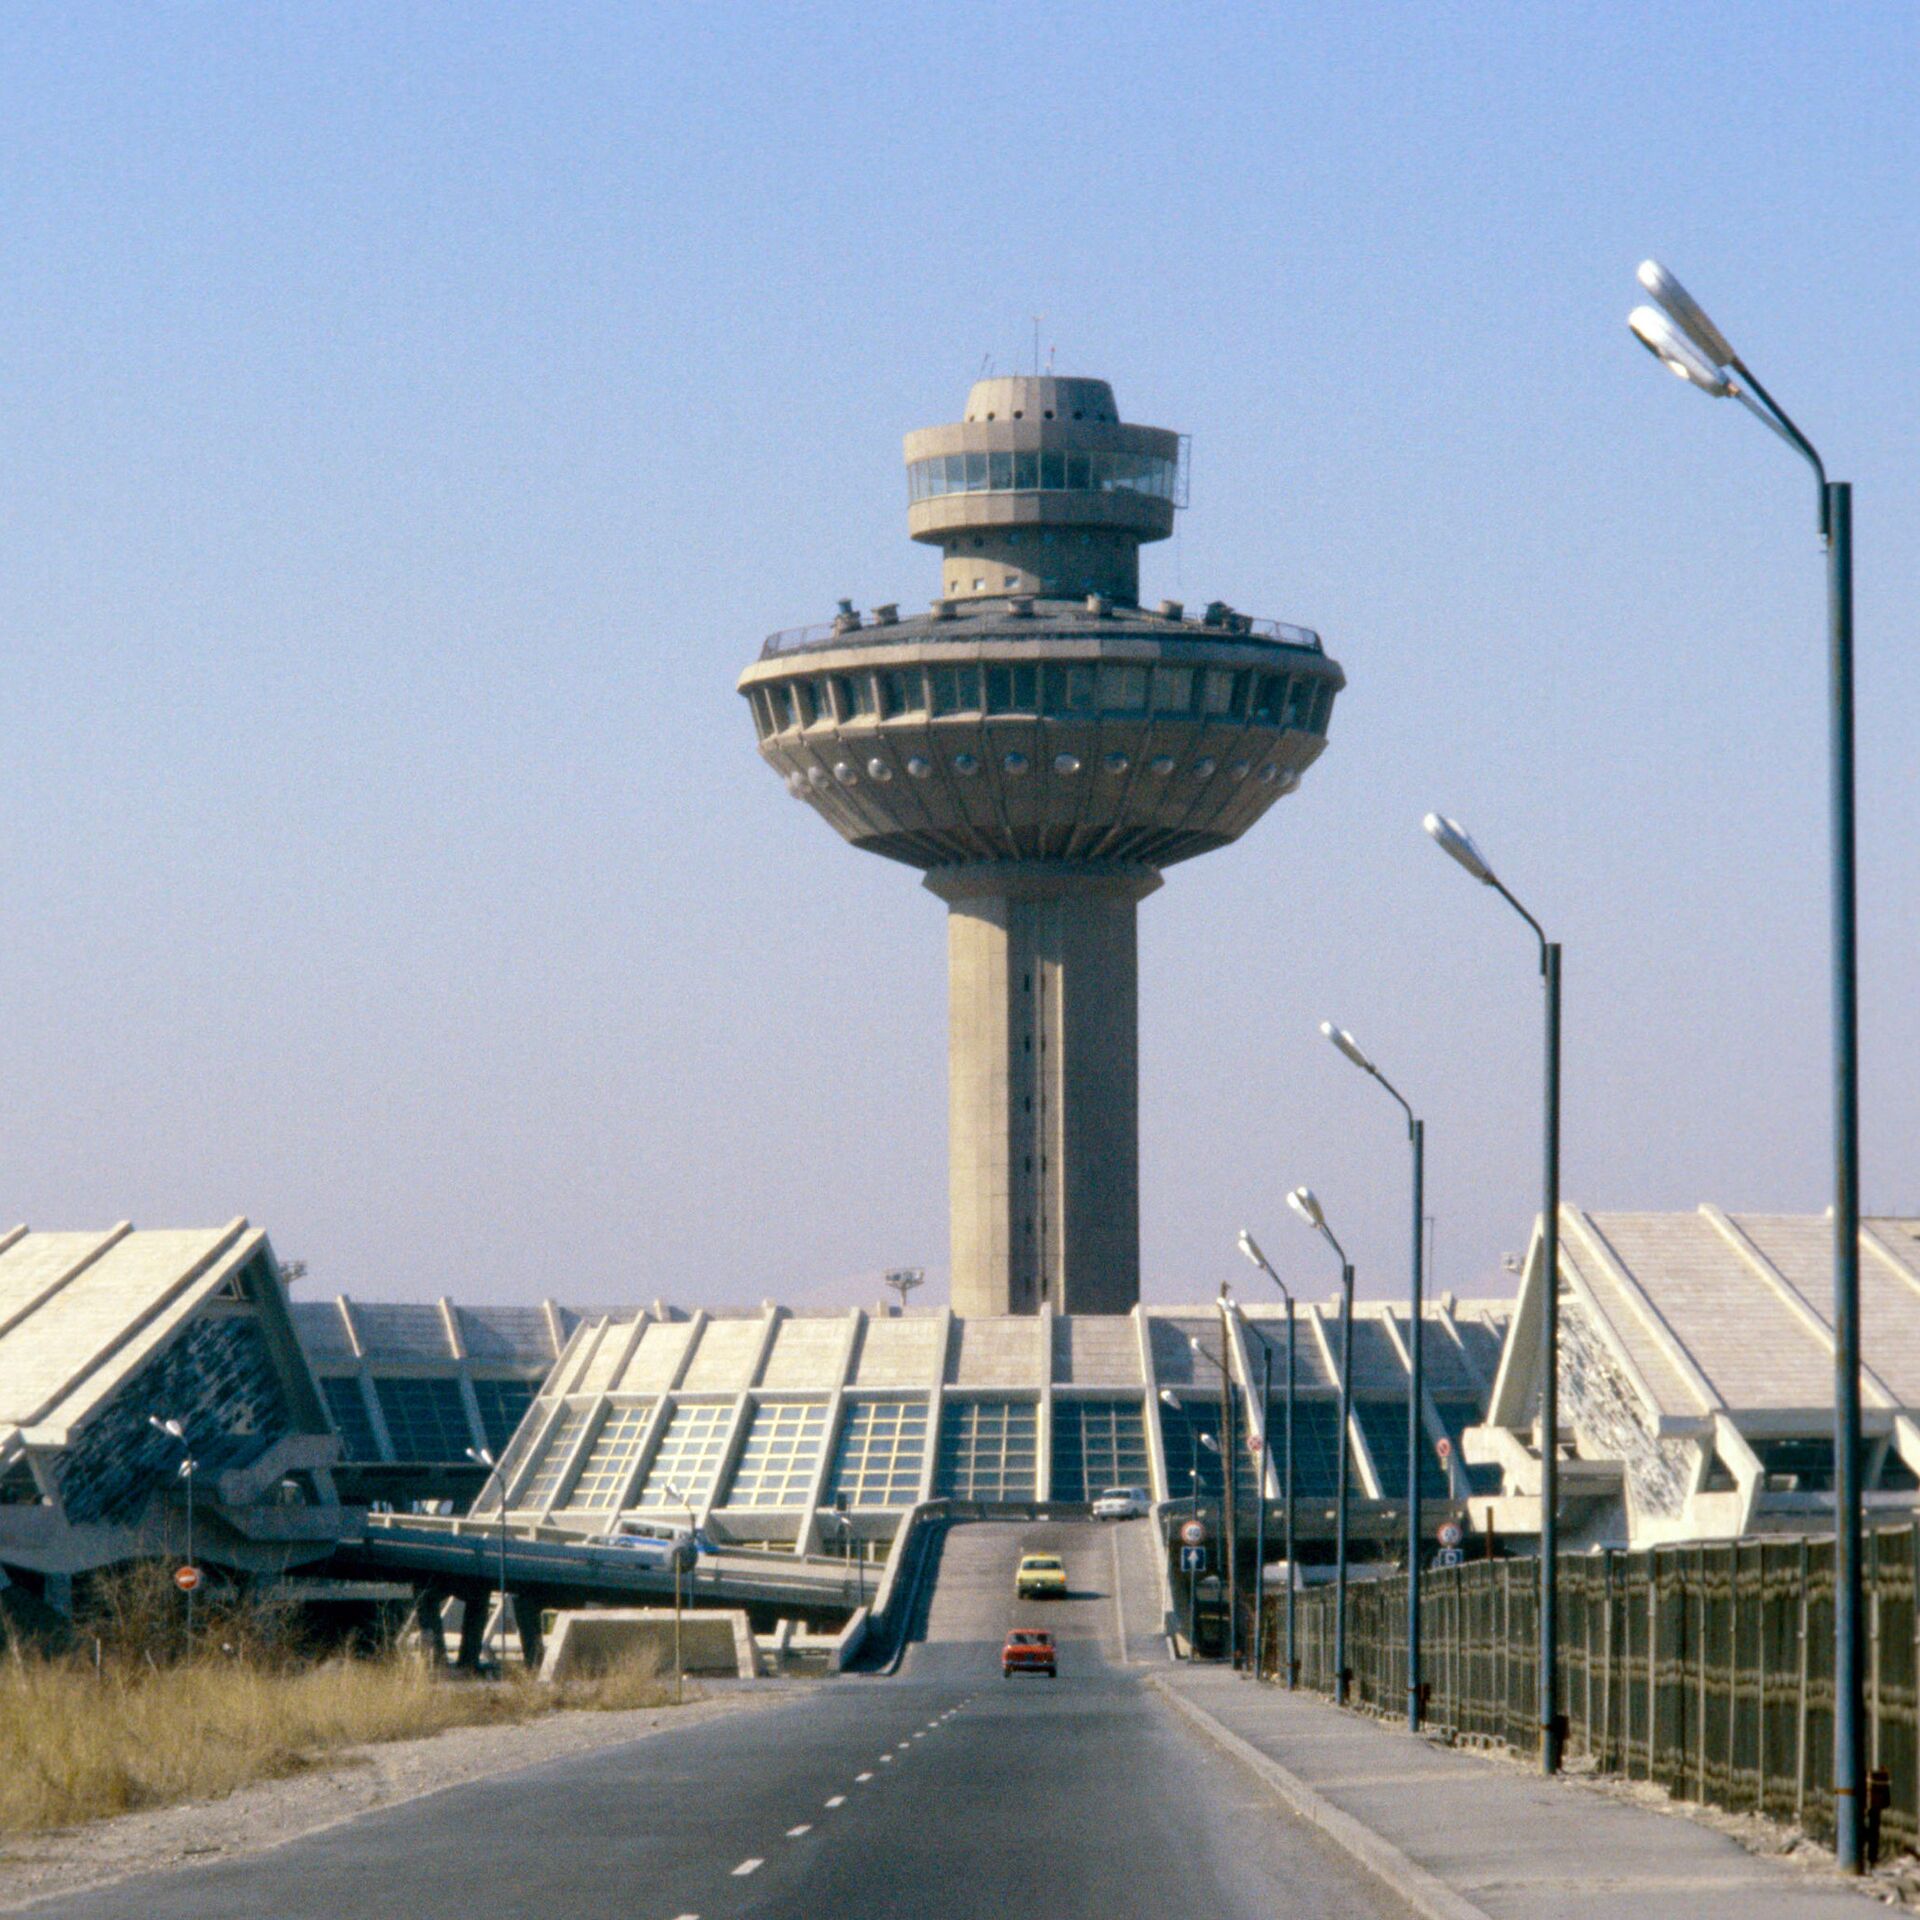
[{"xmin": 2, "ymin": 2, "xmax": 1914, "ymax": 1310}]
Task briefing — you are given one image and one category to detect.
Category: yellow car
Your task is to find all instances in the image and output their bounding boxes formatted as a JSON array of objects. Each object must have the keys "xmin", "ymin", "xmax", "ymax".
[{"xmin": 1015, "ymin": 1552, "xmax": 1068, "ymax": 1599}]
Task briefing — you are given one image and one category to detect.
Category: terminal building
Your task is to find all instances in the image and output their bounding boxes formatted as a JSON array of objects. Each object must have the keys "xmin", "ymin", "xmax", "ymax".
[
  {"xmin": 1465, "ymin": 1207, "xmax": 1920, "ymax": 1551},
  {"xmin": 738, "ymin": 373, "xmax": 1344, "ymax": 1316},
  {"xmin": 464, "ymin": 1295, "xmax": 1513, "ymax": 1559}
]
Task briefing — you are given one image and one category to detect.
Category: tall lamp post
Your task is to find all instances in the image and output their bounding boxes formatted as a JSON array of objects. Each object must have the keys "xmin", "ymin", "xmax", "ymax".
[
  {"xmin": 1424, "ymin": 810, "xmax": 1563, "ymax": 1773},
  {"xmin": 1626, "ymin": 259, "xmax": 1864, "ymax": 1872},
  {"xmin": 663, "ymin": 1479, "xmax": 696, "ymax": 1706},
  {"xmin": 466, "ymin": 1446, "xmax": 506, "ymax": 1672},
  {"xmin": 148, "ymin": 1416, "xmax": 198, "ymax": 1656},
  {"xmin": 1321, "ymin": 1021, "xmax": 1428, "ymax": 1732},
  {"xmin": 1237, "ymin": 1231, "xmax": 1297, "ymax": 1689},
  {"xmin": 1286, "ymin": 1188, "xmax": 1356, "ymax": 1706},
  {"xmin": 1187, "ymin": 1332, "xmax": 1240, "ymax": 1668}
]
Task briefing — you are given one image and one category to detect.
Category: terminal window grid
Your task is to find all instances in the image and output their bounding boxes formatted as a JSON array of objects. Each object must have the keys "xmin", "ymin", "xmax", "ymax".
[
  {"xmin": 823, "ymin": 1400, "xmax": 928, "ymax": 1507},
  {"xmin": 472, "ymin": 1398, "xmax": 550, "ymax": 1513},
  {"xmin": 1352, "ymin": 1397, "xmax": 1449, "ymax": 1502},
  {"xmin": 1430, "ymin": 1397, "xmax": 1501, "ymax": 1496},
  {"xmin": 934, "ymin": 1400, "xmax": 1038, "ymax": 1501},
  {"xmin": 633, "ymin": 1402, "xmax": 736, "ymax": 1511},
  {"xmin": 471, "ymin": 1378, "xmax": 537, "ymax": 1454},
  {"xmin": 1050, "ymin": 1399, "xmax": 1149, "ymax": 1501},
  {"xmin": 1157, "ymin": 1397, "xmax": 1259, "ymax": 1504},
  {"xmin": 372, "ymin": 1376, "xmax": 474, "ymax": 1461},
  {"xmin": 724, "ymin": 1401, "xmax": 830, "ymax": 1508},
  {"xmin": 560, "ymin": 1403, "xmax": 655, "ymax": 1511},
  {"xmin": 513, "ymin": 1404, "xmax": 591, "ymax": 1509},
  {"xmin": 320, "ymin": 1378, "xmax": 380, "ymax": 1462},
  {"xmin": 1261, "ymin": 1397, "xmax": 1350, "ymax": 1502}
]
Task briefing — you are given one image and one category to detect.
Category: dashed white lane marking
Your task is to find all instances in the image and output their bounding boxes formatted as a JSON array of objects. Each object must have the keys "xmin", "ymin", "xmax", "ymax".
[
  {"xmin": 732, "ymin": 1858, "xmax": 763, "ymax": 1877},
  {"xmin": 880, "ymin": 1754, "xmax": 893, "ymax": 1763},
  {"xmin": 912, "ymin": 1732, "xmax": 925, "ymax": 1740},
  {"xmin": 856, "ymin": 1771, "xmax": 875, "ymax": 1783},
  {"xmin": 786, "ymin": 1824, "xmax": 812, "ymax": 1838},
  {"xmin": 826, "ymin": 1794, "xmax": 846, "ymax": 1808}
]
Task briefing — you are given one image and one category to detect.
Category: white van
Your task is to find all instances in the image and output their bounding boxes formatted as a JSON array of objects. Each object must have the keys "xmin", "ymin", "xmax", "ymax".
[{"xmin": 589, "ymin": 1519, "xmax": 697, "ymax": 1568}]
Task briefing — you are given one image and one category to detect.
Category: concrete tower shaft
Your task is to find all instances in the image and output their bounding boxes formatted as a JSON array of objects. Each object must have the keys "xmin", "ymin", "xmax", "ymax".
[{"xmin": 738, "ymin": 373, "xmax": 1344, "ymax": 1317}]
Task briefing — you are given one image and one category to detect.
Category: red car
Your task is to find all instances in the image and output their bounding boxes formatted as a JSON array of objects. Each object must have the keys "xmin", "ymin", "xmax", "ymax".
[{"xmin": 1002, "ymin": 1628, "xmax": 1057, "ymax": 1678}]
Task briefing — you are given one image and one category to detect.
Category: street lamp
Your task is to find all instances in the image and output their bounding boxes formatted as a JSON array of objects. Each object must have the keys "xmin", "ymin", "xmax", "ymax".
[
  {"xmin": 663, "ymin": 1478, "xmax": 695, "ymax": 1705},
  {"xmin": 1238, "ymin": 1231, "xmax": 1297, "ymax": 1690},
  {"xmin": 1423, "ymin": 809, "xmax": 1563, "ymax": 1774},
  {"xmin": 1321, "ymin": 1021, "xmax": 1428, "ymax": 1732},
  {"xmin": 1627, "ymin": 257, "xmax": 1865, "ymax": 1873},
  {"xmin": 1287, "ymin": 1187, "xmax": 1356, "ymax": 1706},
  {"xmin": 1187, "ymin": 1332, "xmax": 1241, "ymax": 1668},
  {"xmin": 149, "ymin": 1416, "xmax": 198, "ymax": 1656},
  {"xmin": 466, "ymin": 1447, "xmax": 506, "ymax": 1673}
]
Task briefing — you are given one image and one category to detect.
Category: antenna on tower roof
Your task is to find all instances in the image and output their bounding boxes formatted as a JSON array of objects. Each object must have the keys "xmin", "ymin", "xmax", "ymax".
[
  {"xmin": 978, "ymin": 352, "xmax": 993, "ymax": 379},
  {"xmin": 883, "ymin": 1267, "xmax": 925, "ymax": 1313},
  {"xmin": 1032, "ymin": 315, "xmax": 1042, "ymax": 376}
]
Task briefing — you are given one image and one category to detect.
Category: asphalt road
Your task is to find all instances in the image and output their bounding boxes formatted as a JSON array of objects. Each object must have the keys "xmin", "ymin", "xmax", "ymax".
[{"xmin": 40, "ymin": 1522, "xmax": 1410, "ymax": 1919}]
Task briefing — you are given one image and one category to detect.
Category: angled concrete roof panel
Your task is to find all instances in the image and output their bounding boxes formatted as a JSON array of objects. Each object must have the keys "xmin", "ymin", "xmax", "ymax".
[{"xmin": 0, "ymin": 1226, "xmax": 244, "ymax": 1427}]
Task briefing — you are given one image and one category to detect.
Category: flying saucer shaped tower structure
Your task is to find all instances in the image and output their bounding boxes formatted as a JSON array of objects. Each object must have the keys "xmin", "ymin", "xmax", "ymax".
[{"xmin": 738, "ymin": 375, "xmax": 1344, "ymax": 1315}]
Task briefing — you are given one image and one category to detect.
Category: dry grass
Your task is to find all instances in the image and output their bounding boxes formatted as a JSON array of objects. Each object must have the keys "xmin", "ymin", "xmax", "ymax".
[{"xmin": 0, "ymin": 1640, "xmax": 677, "ymax": 1836}]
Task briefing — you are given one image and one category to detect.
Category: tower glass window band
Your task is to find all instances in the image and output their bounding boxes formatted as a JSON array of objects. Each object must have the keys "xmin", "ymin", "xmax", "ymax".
[
  {"xmin": 824, "ymin": 1399, "xmax": 928, "ymax": 1507},
  {"xmin": 909, "ymin": 450, "xmax": 1176, "ymax": 502},
  {"xmin": 1157, "ymin": 1396, "xmax": 1258, "ymax": 1502},
  {"xmin": 934, "ymin": 1399, "xmax": 1038, "ymax": 1500}
]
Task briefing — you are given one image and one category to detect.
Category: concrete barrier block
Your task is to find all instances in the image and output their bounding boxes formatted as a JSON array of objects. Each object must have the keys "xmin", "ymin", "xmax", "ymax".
[{"xmin": 538, "ymin": 1607, "xmax": 757, "ymax": 1683}]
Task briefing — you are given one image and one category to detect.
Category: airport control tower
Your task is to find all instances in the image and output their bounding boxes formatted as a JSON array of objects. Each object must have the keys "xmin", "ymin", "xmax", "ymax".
[{"xmin": 738, "ymin": 375, "xmax": 1344, "ymax": 1316}]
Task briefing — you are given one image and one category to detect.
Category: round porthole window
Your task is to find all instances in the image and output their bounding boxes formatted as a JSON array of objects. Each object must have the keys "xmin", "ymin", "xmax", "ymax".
[
  {"xmin": 867, "ymin": 757, "xmax": 893, "ymax": 783},
  {"xmin": 1192, "ymin": 757, "xmax": 1217, "ymax": 778},
  {"xmin": 1104, "ymin": 751, "xmax": 1130, "ymax": 774},
  {"xmin": 807, "ymin": 766, "xmax": 830, "ymax": 789},
  {"xmin": 834, "ymin": 761, "xmax": 859, "ymax": 786},
  {"xmin": 906, "ymin": 755, "xmax": 934, "ymax": 780},
  {"xmin": 1003, "ymin": 751, "xmax": 1030, "ymax": 776},
  {"xmin": 1149, "ymin": 754, "xmax": 1176, "ymax": 777},
  {"xmin": 1258, "ymin": 763, "xmax": 1280, "ymax": 784},
  {"xmin": 1053, "ymin": 753, "xmax": 1082, "ymax": 775},
  {"xmin": 1228, "ymin": 761, "xmax": 1251, "ymax": 782},
  {"xmin": 953, "ymin": 752, "xmax": 980, "ymax": 777}
]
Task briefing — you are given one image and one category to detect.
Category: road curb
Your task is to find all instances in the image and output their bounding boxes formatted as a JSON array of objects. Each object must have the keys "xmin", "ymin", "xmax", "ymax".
[{"xmin": 1146, "ymin": 1675, "xmax": 1491, "ymax": 1920}]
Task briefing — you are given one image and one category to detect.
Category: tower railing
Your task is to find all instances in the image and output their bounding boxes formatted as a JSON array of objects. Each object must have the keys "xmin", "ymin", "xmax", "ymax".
[{"xmin": 759, "ymin": 611, "xmax": 1323, "ymax": 659}]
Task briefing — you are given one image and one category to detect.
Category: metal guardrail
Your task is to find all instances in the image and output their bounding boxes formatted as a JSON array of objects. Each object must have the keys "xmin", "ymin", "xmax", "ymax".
[
  {"xmin": 1277, "ymin": 1525, "xmax": 1920, "ymax": 1856},
  {"xmin": 759, "ymin": 612, "xmax": 1323, "ymax": 659}
]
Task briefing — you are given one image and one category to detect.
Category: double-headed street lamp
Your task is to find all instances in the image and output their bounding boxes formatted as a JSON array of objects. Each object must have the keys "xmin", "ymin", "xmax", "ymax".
[
  {"xmin": 1628, "ymin": 257, "xmax": 1865, "ymax": 1872},
  {"xmin": 1236, "ymin": 1231, "xmax": 1296, "ymax": 1689},
  {"xmin": 1320, "ymin": 1022, "xmax": 1428, "ymax": 1732},
  {"xmin": 1424, "ymin": 810, "xmax": 1563, "ymax": 1774},
  {"xmin": 148, "ymin": 1416, "xmax": 198, "ymax": 1655},
  {"xmin": 1287, "ymin": 1187, "xmax": 1355, "ymax": 1706},
  {"xmin": 1186, "ymin": 1332, "xmax": 1240, "ymax": 1669},
  {"xmin": 466, "ymin": 1446, "xmax": 506, "ymax": 1672}
]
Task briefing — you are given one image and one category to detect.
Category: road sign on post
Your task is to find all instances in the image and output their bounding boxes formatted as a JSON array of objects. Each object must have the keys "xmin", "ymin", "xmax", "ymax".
[
  {"xmin": 174, "ymin": 1565, "xmax": 202, "ymax": 1592},
  {"xmin": 1437, "ymin": 1547, "xmax": 1464, "ymax": 1569},
  {"xmin": 1180, "ymin": 1545, "xmax": 1205, "ymax": 1573},
  {"xmin": 1436, "ymin": 1436, "xmax": 1452, "ymax": 1461},
  {"xmin": 1437, "ymin": 1521, "xmax": 1463, "ymax": 1549},
  {"xmin": 1179, "ymin": 1519, "xmax": 1206, "ymax": 1548}
]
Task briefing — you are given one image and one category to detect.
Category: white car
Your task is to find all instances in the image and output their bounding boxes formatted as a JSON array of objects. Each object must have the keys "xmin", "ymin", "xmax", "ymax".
[{"xmin": 1091, "ymin": 1485, "xmax": 1151, "ymax": 1520}]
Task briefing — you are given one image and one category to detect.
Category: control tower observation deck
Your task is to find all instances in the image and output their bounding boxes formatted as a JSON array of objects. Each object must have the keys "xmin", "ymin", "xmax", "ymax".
[{"xmin": 738, "ymin": 375, "xmax": 1344, "ymax": 1316}]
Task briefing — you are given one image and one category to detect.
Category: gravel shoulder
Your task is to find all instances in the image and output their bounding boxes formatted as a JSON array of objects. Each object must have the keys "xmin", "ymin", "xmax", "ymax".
[{"xmin": 0, "ymin": 1679, "xmax": 815, "ymax": 1914}]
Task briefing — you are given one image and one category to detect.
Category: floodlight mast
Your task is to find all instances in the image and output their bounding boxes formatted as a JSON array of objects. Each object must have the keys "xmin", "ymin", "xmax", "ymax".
[{"xmin": 1627, "ymin": 254, "xmax": 1863, "ymax": 1873}]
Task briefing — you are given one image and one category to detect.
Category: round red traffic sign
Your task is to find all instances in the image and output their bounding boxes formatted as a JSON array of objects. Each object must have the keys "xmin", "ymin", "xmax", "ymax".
[
  {"xmin": 174, "ymin": 1565, "xmax": 202, "ymax": 1592},
  {"xmin": 1179, "ymin": 1519, "xmax": 1206, "ymax": 1547},
  {"xmin": 1435, "ymin": 1436, "xmax": 1452, "ymax": 1461},
  {"xmin": 1437, "ymin": 1522, "xmax": 1463, "ymax": 1549}
]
